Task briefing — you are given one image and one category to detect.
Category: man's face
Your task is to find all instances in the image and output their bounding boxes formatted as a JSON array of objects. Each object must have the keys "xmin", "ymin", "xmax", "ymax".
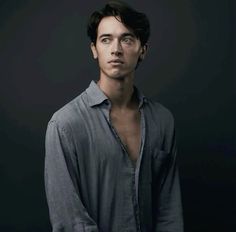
[{"xmin": 91, "ymin": 16, "xmax": 146, "ymax": 80}]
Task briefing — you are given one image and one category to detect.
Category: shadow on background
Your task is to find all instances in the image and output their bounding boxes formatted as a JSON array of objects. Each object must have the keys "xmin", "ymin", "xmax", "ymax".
[{"xmin": 0, "ymin": 0, "xmax": 234, "ymax": 231}]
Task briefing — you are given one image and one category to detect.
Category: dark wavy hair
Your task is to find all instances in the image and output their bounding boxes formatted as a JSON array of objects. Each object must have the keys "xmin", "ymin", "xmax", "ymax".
[{"xmin": 87, "ymin": 0, "xmax": 150, "ymax": 46}]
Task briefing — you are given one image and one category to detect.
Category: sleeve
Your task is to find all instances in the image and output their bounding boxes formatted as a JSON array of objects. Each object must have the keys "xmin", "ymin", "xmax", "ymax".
[
  {"xmin": 153, "ymin": 116, "xmax": 184, "ymax": 232},
  {"xmin": 44, "ymin": 120, "xmax": 99, "ymax": 232}
]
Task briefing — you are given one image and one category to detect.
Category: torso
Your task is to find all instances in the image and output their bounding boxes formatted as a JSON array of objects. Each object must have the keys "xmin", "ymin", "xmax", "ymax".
[{"xmin": 110, "ymin": 107, "xmax": 141, "ymax": 165}]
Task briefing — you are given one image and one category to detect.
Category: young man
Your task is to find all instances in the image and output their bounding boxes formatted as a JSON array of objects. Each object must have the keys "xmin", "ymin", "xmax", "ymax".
[{"xmin": 45, "ymin": 1, "xmax": 184, "ymax": 231}]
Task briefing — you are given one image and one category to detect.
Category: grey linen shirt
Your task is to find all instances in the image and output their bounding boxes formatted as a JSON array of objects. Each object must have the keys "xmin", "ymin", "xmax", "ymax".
[{"xmin": 45, "ymin": 80, "xmax": 183, "ymax": 232}]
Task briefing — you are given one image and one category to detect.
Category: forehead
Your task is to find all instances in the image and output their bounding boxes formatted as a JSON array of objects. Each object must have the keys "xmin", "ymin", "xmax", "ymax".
[{"xmin": 97, "ymin": 16, "xmax": 134, "ymax": 37}]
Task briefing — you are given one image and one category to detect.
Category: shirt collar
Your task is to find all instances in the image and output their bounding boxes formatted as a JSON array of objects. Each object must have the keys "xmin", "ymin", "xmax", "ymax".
[
  {"xmin": 86, "ymin": 80, "xmax": 108, "ymax": 107},
  {"xmin": 133, "ymin": 85, "xmax": 148, "ymax": 109},
  {"xmin": 86, "ymin": 80, "xmax": 148, "ymax": 108}
]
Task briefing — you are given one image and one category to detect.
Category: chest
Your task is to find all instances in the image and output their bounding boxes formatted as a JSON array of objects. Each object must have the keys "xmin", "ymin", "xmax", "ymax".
[{"xmin": 110, "ymin": 109, "xmax": 141, "ymax": 163}]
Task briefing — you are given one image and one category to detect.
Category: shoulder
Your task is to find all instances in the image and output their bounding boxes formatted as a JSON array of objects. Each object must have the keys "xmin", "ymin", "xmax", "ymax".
[
  {"xmin": 47, "ymin": 91, "xmax": 88, "ymax": 132},
  {"xmin": 146, "ymin": 99, "xmax": 174, "ymax": 122},
  {"xmin": 145, "ymin": 98, "xmax": 175, "ymax": 132}
]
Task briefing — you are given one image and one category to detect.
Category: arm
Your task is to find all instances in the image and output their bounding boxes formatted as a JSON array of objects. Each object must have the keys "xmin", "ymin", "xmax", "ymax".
[
  {"xmin": 154, "ymin": 119, "xmax": 184, "ymax": 232},
  {"xmin": 44, "ymin": 120, "xmax": 99, "ymax": 232}
]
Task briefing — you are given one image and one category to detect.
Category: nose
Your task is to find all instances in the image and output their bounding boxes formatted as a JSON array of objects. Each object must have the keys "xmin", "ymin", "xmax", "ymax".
[{"xmin": 111, "ymin": 39, "xmax": 123, "ymax": 56}]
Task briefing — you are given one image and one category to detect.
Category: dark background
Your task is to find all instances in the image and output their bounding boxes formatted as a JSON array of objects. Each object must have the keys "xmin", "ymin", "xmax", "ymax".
[{"xmin": 0, "ymin": 0, "xmax": 234, "ymax": 231}]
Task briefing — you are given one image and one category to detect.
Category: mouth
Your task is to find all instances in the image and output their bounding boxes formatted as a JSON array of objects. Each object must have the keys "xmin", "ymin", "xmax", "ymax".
[{"xmin": 108, "ymin": 59, "xmax": 124, "ymax": 64}]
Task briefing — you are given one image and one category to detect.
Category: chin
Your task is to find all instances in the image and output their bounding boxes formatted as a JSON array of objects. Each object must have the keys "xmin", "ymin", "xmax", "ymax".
[
  {"xmin": 101, "ymin": 68, "xmax": 132, "ymax": 80},
  {"xmin": 107, "ymin": 71, "xmax": 125, "ymax": 79}
]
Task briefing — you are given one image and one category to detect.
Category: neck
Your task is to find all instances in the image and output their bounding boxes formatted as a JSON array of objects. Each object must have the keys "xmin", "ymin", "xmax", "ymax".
[{"xmin": 97, "ymin": 76, "xmax": 136, "ymax": 109}]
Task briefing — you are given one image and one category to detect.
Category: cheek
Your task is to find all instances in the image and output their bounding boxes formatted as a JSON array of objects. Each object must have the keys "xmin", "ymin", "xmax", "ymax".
[
  {"xmin": 96, "ymin": 51, "xmax": 107, "ymax": 65},
  {"xmin": 125, "ymin": 47, "xmax": 141, "ymax": 58},
  {"xmin": 127, "ymin": 51, "xmax": 141, "ymax": 63}
]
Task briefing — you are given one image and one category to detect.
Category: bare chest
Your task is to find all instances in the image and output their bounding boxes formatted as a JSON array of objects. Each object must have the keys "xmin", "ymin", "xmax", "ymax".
[{"xmin": 110, "ymin": 109, "xmax": 141, "ymax": 163}]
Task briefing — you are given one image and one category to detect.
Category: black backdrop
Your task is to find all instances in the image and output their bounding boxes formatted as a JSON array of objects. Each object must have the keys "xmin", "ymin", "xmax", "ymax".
[{"xmin": 0, "ymin": 0, "xmax": 234, "ymax": 231}]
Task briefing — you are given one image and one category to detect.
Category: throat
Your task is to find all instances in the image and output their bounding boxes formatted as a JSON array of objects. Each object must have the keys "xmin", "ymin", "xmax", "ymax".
[{"xmin": 97, "ymin": 78, "xmax": 134, "ymax": 107}]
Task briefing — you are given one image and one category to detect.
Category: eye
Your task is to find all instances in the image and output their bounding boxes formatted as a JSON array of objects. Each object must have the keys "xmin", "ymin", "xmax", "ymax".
[
  {"xmin": 122, "ymin": 37, "xmax": 133, "ymax": 44},
  {"xmin": 101, "ymin": 38, "xmax": 111, "ymax": 44}
]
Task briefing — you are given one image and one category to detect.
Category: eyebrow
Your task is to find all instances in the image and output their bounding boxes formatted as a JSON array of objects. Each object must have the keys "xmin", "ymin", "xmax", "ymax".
[{"xmin": 98, "ymin": 33, "xmax": 136, "ymax": 39}]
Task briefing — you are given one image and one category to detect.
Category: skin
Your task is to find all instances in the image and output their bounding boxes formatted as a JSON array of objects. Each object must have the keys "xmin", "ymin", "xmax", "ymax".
[{"xmin": 90, "ymin": 16, "xmax": 147, "ymax": 163}]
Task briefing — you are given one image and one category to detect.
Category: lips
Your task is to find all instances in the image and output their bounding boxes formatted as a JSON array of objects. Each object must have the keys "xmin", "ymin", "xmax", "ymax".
[{"xmin": 108, "ymin": 59, "xmax": 124, "ymax": 64}]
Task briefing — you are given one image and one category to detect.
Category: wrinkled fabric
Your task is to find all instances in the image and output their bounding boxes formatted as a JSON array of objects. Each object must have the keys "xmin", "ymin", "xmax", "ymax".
[{"xmin": 45, "ymin": 80, "xmax": 184, "ymax": 232}]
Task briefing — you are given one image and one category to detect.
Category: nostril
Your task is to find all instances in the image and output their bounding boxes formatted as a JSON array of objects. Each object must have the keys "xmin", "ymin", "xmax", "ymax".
[{"xmin": 111, "ymin": 51, "xmax": 122, "ymax": 56}]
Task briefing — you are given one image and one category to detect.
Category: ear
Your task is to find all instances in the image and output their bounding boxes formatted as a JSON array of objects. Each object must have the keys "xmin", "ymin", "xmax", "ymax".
[
  {"xmin": 90, "ymin": 42, "xmax": 98, "ymax": 59},
  {"xmin": 139, "ymin": 44, "xmax": 148, "ymax": 60}
]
